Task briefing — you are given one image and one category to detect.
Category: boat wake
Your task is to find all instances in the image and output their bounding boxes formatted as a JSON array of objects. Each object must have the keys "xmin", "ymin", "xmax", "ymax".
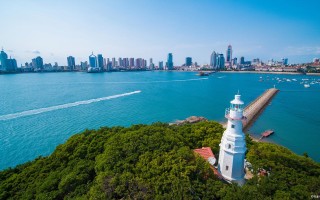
[{"xmin": 0, "ymin": 91, "xmax": 141, "ymax": 121}]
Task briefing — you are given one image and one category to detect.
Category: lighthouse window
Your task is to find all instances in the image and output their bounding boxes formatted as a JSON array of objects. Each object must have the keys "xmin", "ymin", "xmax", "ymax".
[
  {"xmin": 228, "ymin": 144, "xmax": 231, "ymax": 149},
  {"xmin": 231, "ymin": 124, "xmax": 235, "ymax": 128},
  {"xmin": 226, "ymin": 166, "xmax": 229, "ymax": 171}
]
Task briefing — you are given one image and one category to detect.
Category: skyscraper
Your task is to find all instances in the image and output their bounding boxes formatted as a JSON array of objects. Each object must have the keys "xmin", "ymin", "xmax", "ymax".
[
  {"xmin": 166, "ymin": 53, "xmax": 173, "ymax": 70},
  {"xmin": 226, "ymin": 45, "xmax": 232, "ymax": 63},
  {"xmin": 129, "ymin": 58, "xmax": 134, "ymax": 67},
  {"xmin": 67, "ymin": 56, "xmax": 75, "ymax": 71},
  {"xmin": 185, "ymin": 57, "xmax": 192, "ymax": 66},
  {"xmin": 159, "ymin": 61, "xmax": 164, "ymax": 70},
  {"xmin": 240, "ymin": 57, "xmax": 245, "ymax": 65},
  {"xmin": 89, "ymin": 52, "xmax": 97, "ymax": 68},
  {"xmin": 216, "ymin": 54, "xmax": 225, "ymax": 69},
  {"xmin": 97, "ymin": 54, "xmax": 104, "ymax": 71},
  {"xmin": 112, "ymin": 58, "xmax": 116, "ymax": 68},
  {"xmin": 0, "ymin": 48, "xmax": 18, "ymax": 72},
  {"xmin": 210, "ymin": 51, "xmax": 217, "ymax": 67},
  {"xmin": 0, "ymin": 48, "xmax": 8, "ymax": 71},
  {"xmin": 32, "ymin": 56, "xmax": 44, "ymax": 70}
]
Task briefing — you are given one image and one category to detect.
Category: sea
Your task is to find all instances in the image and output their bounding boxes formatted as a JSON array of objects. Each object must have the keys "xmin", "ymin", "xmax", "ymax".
[{"xmin": 0, "ymin": 71, "xmax": 319, "ymax": 170}]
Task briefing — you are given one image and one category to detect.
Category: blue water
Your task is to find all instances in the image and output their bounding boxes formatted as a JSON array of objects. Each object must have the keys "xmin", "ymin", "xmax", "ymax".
[{"xmin": 0, "ymin": 72, "xmax": 319, "ymax": 170}]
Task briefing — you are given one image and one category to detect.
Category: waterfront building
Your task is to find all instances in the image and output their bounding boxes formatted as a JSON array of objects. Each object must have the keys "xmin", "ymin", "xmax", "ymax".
[
  {"xmin": 67, "ymin": 56, "xmax": 75, "ymax": 71},
  {"xmin": 118, "ymin": 57, "xmax": 123, "ymax": 67},
  {"xmin": 32, "ymin": 56, "xmax": 44, "ymax": 70},
  {"xmin": 112, "ymin": 58, "xmax": 116, "ymax": 68},
  {"xmin": 0, "ymin": 48, "xmax": 8, "ymax": 71},
  {"xmin": 282, "ymin": 58, "xmax": 288, "ymax": 65},
  {"xmin": 123, "ymin": 58, "xmax": 129, "ymax": 68},
  {"xmin": 232, "ymin": 57, "xmax": 238, "ymax": 66},
  {"xmin": 210, "ymin": 51, "xmax": 217, "ymax": 68},
  {"xmin": 89, "ymin": 52, "xmax": 97, "ymax": 68},
  {"xmin": 149, "ymin": 58, "xmax": 155, "ymax": 70},
  {"xmin": 218, "ymin": 94, "xmax": 246, "ymax": 185},
  {"xmin": 80, "ymin": 61, "xmax": 88, "ymax": 70},
  {"xmin": 226, "ymin": 45, "xmax": 232, "ymax": 63},
  {"xmin": 216, "ymin": 54, "xmax": 225, "ymax": 69},
  {"xmin": 97, "ymin": 54, "xmax": 104, "ymax": 71},
  {"xmin": 166, "ymin": 53, "xmax": 173, "ymax": 70},
  {"xmin": 129, "ymin": 58, "xmax": 134, "ymax": 67},
  {"xmin": 240, "ymin": 57, "xmax": 245, "ymax": 65},
  {"xmin": 159, "ymin": 61, "xmax": 164, "ymax": 70},
  {"xmin": 0, "ymin": 48, "xmax": 18, "ymax": 72},
  {"xmin": 185, "ymin": 57, "xmax": 192, "ymax": 66}
]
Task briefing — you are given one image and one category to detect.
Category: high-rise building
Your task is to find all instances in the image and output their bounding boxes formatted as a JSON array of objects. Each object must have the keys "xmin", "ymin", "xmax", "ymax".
[
  {"xmin": 240, "ymin": 57, "xmax": 245, "ymax": 65},
  {"xmin": 0, "ymin": 48, "xmax": 8, "ymax": 71},
  {"xmin": 123, "ymin": 58, "xmax": 129, "ymax": 68},
  {"xmin": 67, "ymin": 56, "xmax": 75, "ymax": 71},
  {"xmin": 282, "ymin": 58, "xmax": 288, "ymax": 65},
  {"xmin": 0, "ymin": 48, "xmax": 18, "ymax": 72},
  {"xmin": 226, "ymin": 45, "xmax": 232, "ymax": 63},
  {"xmin": 112, "ymin": 58, "xmax": 116, "ymax": 68},
  {"xmin": 166, "ymin": 53, "xmax": 173, "ymax": 70},
  {"xmin": 218, "ymin": 94, "xmax": 246, "ymax": 185},
  {"xmin": 149, "ymin": 58, "xmax": 154, "ymax": 70},
  {"xmin": 80, "ymin": 61, "xmax": 88, "ymax": 70},
  {"xmin": 216, "ymin": 54, "xmax": 225, "ymax": 69},
  {"xmin": 89, "ymin": 52, "xmax": 97, "ymax": 68},
  {"xmin": 159, "ymin": 61, "xmax": 164, "ymax": 70},
  {"xmin": 185, "ymin": 57, "xmax": 192, "ymax": 66},
  {"xmin": 97, "ymin": 54, "xmax": 104, "ymax": 70},
  {"xmin": 210, "ymin": 51, "xmax": 217, "ymax": 67},
  {"xmin": 118, "ymin": 57, "xmax": 123, "ymax": 67},
  {"xmin": 32, "ymin": 56, "xmax": 44, "ymax": 70},
  {"xmin": 232, "ymin": 57, "xmax": 237, "ymax": 66},
  {"xmin": 129, "ymin": 58, "xmax": 134, "ymax": 67}
]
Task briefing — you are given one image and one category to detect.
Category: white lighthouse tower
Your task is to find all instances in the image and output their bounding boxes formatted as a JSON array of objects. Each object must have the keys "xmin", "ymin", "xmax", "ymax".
[{"xmin": 218, "ymin": 94, "xmax": 247, "ymax": 185}]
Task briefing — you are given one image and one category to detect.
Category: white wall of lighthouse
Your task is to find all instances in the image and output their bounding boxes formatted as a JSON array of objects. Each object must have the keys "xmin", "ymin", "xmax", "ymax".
[{"xmin": 218, "ymin": 94, "xmax": 247, "ymax": 185}]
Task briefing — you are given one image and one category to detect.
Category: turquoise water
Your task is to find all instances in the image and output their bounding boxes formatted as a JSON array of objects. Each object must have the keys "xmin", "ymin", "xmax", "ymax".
[{"xmin": 0, "ymin": 72, "xmax": 319, "ymax": 170}]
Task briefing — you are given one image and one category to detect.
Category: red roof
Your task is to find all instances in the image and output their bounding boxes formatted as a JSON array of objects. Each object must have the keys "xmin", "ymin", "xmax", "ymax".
[
  {"xmin": 193, "ymin": 147, "xmax": 223, "ymax": 178},
  {"xmin": 193, "ymin": 147, "xmax": 215, "ymax": 160}
]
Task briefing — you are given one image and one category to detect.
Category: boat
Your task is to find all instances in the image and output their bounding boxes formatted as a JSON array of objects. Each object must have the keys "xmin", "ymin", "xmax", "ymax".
[
  {"xmin": 262, "ymin": 130, "xmax": 274, "ymax": 137},
  {"xmin": 304, "ymin": 83, "xmax": 310, "ymax": 88},
  {"xmin": 197, "ymin": 72, "xmax": 209, "ymax": 76},
  {"xmin": 87, "ymin": 67, "xmax": 101, "ymax": 73}
]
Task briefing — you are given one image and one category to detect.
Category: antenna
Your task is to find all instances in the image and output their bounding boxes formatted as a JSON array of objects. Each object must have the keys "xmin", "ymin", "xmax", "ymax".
[{"xmin": 237, "ymin": 89, "xmax": 240, "ymax": 95}]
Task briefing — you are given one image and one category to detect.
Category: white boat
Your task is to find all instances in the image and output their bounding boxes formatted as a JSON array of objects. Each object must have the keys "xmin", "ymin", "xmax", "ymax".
[{"xmin": 304, "ymin": 83, "xmax": 310, "ymax": 88}]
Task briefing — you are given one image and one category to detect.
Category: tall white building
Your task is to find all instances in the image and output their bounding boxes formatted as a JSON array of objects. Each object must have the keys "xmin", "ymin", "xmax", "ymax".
[{"xmin": 218, "ymin": 94, "xmax": 246, "ymax": 185}]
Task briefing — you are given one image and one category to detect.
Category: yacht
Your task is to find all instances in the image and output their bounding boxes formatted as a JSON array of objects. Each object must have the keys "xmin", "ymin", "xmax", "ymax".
[{"xmin": 304, "ymin": 83, "xmax": 310, "ymax": 88}]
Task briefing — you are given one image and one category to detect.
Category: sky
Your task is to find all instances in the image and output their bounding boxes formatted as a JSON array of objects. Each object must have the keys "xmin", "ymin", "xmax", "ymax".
[{"xmin": 1, "ymin": 0, "xmax": 320, "ymax": 66}]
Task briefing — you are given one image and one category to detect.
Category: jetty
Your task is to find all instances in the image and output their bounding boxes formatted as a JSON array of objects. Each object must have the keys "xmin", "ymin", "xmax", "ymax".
[{"xmin": 242, "ymin": 88, "xmax": 279, "ymax": 131}]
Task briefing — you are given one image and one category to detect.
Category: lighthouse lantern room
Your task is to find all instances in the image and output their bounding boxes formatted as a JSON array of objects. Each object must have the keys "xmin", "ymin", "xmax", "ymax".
[{"xmin": 218, "ymin": 94, "xmax": 247, "ymax": 185}]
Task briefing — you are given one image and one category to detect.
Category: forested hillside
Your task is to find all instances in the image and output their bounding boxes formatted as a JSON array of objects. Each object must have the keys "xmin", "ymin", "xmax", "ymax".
[{"xmin": 0, "ymin": 121, "xmax": 319, "ymax": 199}]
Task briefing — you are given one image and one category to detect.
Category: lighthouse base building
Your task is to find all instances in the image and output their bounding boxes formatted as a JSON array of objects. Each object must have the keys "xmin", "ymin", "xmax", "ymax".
[{"xmin": 218, "ymin": 94, "xmax": 247, "ymax": 185}]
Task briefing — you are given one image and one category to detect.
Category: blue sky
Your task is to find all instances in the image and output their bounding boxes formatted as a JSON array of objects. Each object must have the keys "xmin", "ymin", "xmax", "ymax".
[{"xmin": 1, "ymin": 0, "xmax": 320, "ymax": 66}]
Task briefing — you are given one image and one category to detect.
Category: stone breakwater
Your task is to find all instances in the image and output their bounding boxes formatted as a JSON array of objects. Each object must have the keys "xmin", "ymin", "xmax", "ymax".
[{"xmin": 243, "ymin": 88, "xmax": 279, "ymax": 130}]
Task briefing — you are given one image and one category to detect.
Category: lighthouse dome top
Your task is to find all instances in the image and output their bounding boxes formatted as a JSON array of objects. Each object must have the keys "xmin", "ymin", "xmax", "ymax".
[{"xmin": 230, "ymin": 94, "xmax": 244, "ymax": 105}]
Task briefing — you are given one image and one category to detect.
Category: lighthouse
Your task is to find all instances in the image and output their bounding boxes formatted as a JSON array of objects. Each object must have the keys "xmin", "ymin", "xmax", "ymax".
[{"xmin": 218, "ymin": 94, "xmax": 246, "ymax": 185}]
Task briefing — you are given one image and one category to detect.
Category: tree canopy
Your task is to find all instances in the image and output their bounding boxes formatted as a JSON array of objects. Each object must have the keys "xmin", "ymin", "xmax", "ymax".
[{"xmin": 0, "ymin": 121, "xmax": 319, "ymax": 199}]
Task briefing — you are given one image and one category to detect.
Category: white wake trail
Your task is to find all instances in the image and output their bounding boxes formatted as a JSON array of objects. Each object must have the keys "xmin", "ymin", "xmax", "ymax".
[{"xmin": 0, "ymin": 90, "xmax": 141, "ymax": 121}]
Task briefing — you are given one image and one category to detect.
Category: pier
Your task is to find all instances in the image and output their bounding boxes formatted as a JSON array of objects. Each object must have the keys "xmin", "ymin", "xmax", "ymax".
[{"xmin": 242, "ymin": 88, "xmax": 279, "ymax": 131}]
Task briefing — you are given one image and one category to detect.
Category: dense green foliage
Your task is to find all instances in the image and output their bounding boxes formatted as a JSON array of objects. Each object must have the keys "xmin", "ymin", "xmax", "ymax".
[{"xmin": 0, "ymin": 121, "xmax": 319, "ymax": 199}]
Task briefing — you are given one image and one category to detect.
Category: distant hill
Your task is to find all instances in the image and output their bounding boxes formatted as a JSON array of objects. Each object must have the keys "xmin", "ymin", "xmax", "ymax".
[{"xmin": 0, "ymin": 121, "xmax": 319, "ymax": 199}]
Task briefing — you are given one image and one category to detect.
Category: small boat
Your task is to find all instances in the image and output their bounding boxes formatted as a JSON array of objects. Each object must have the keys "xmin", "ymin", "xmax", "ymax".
[
  {"xmin": 197, "ymin": 72, "xmax": 209, "ymax": 76},
  {"xmin": 261, "ymin": 130, "xmax": 274, "ymax": 137},
  {"xmin": 304, "ymin": 83, "xmax": 310, "ymax": 88}
]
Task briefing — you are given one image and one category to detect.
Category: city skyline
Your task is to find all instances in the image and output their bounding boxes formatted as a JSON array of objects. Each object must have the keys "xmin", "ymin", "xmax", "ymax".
[{"xmin": 1, "ymin": 0, "xmax": 320, "ymax": 66}]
